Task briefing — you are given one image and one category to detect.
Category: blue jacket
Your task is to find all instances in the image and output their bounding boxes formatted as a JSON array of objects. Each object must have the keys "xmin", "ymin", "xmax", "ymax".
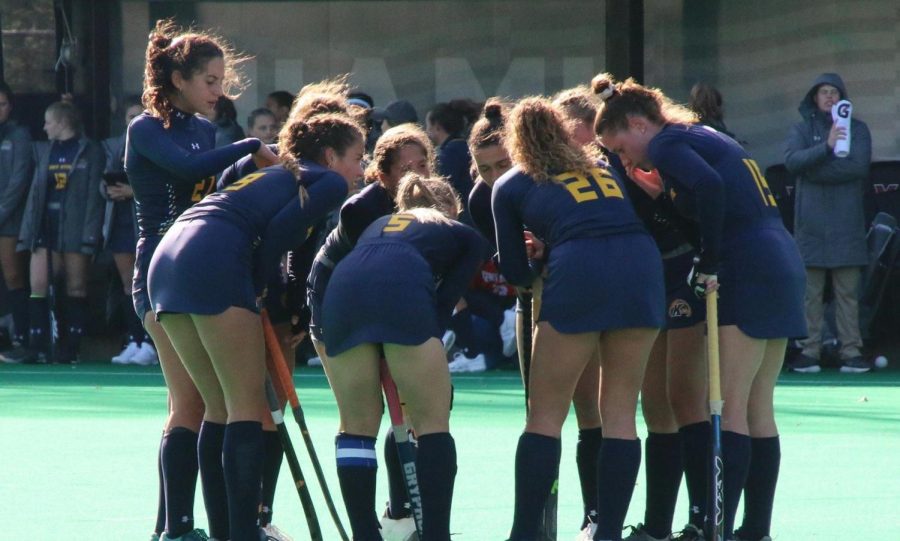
[
  {"xmin": 0, "ymin": 120, "xmax": 33, "ymax": 236},
  {"xmin": 784, "ymin": 73, "xmax": 871, "ymax": 267}
]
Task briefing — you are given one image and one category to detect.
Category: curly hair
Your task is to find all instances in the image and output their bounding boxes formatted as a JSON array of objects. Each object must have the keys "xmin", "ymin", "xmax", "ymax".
[
  {"xmin": 142, "ymin": 19, "xmax": 247, "ymax": 128},
  {"xmin": 364, "ymin": 123, "xmax": 435, "ymax": 185},
  {"xmin": 468, "ymin": 97, "xmax": 507, "ymax": 151},
  {"xmin": 591, "ymin": 72, "xmax": 698, "ymax": 135},
  {"xmin": 506, "ymin": 96, "xmax": 593, "ymax": 183},
  {"xmin": 394, "ymin": 173, "xmax": 461, "ymax": 222},
  {"xmin": 276, "ymin": 76, "xmax": 368, "ymax": 142},
  {"xmin": 552, "ymin": 85, "xmax": 599, "ymax": 125}
]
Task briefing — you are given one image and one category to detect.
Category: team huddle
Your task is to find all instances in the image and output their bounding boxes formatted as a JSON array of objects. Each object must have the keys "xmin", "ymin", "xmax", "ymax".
[{"xmin": 129, "ymin": 19, "xmax": 804, "ymax": 541}]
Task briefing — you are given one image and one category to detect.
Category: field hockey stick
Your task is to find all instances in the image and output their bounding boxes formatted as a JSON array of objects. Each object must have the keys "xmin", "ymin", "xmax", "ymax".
[
  {"xmin": 379, "ymin": 358, "xmax": 424, "ymax": 537},
  {"xmin": 263, "ymin": 373, "xmax": 323, "ymax": 541},
  {"xmin": 706, "ymin": 290, "xmax": 724, "ymax": 541},
  {"xmin": 46, "ymin": 249, "xmax": 58, "ymax": 363},
  {"xmin": 261, "ymin": 310, "xmax": 350, "ymax": 541}
]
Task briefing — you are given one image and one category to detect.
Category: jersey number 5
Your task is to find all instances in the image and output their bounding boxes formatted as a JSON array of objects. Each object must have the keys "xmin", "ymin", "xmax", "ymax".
[
  {"xmin": 383, "ymin": 214, "xmax": 414, "ymax": 233},
  {"xmin": 191, "ymin": 175, "xmax": 216, "ymax": 202},
  {"xmin": 556, "ymin": 168, "xmax": 624, "ymax": 203}
]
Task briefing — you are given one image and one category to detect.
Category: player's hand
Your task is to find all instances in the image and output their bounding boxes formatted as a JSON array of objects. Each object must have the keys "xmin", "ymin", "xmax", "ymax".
[
  {"xmin": 524, "ymin": 231, "xmax": 545, "ymax": 260},
  {"xmin": 252, "ymin": 143, "xmax": 279, "ymax": 169},
  {"xmin": 827, "ymin": 124, "xmax": 847, "ymax": 150},
  {"xmin": 106, "ymin": 183, "xmax": 134, "ymax": 201},
  {"xmin": 688, "ymin": 268, "xmax": 719, "ymax": 299},
  {"xmin": 288, "ymin": 322, "xmax": 307, "ymax": 349}
]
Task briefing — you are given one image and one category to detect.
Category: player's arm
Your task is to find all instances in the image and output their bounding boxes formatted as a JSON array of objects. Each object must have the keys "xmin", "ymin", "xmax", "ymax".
[
  {"xmin": 650, "ymin": 140, "xmax": 725, "ymax": 274},
  {"xmin": 0, "ymin": 125, "xmax": 32, "ymax": 226},
  {"xmin": 128, "ymin": 116, "xmax": 262, "ymax": 185},
  {"xmin": 491, "ymin": 177, "xmax": 536, "ymax": 288},
  {"xmin": 435, "ymin": 223, "xmax": 489, "ymax": 330},
  {"xmin": 80, "ymin": 141, "xmax": 107, "ymax": 254}
]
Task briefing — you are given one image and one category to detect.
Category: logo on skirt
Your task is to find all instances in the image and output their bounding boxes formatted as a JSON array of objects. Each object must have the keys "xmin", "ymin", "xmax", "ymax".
[{"xmin": 668, "ymin": 298, "xmax": 692, "ymax": 318}]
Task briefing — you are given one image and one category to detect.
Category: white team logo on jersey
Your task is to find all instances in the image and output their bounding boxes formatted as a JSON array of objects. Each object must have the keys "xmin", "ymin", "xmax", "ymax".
[{"xmin": 191, "ymin": 142, "xmax": 200, "ymax": 150}]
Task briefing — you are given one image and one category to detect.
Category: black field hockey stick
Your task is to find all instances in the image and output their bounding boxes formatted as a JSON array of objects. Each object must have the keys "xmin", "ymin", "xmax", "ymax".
[
  {"xmin": 517, "ymin": 280, "xmax": 557, "ymax": 540},
  {"xmin": 261, "ymin": 310, "xmax": 350, "ymax": 541},
  {"xmin": 264, "ymin": 373, "xmax": 323, "ymax": 541},
  {"xmin": 706, "ymin": 291, "xmax": 724, "ymax": 541},
  {"xmin": 379, "ymin": 358, "xmax": 424, "ymax": 538},
  {"xmin": 45, "ymin": 248, "xmax": 58, "ymax": 364}
]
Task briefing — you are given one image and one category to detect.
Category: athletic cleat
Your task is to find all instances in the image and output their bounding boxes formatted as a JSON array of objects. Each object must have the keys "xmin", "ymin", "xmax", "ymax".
[
  {"xmin": 623, "ymin": 523, "xmax": 672, "ymax": 540},
  {"xmin": 840, "ymin": 356, "xmax": 872, "ymax": 373},
  {"xmin": 380, "ymin": 514, "xmax": 417, "ymax": 541},
  {"xmin": 448, "ymin": 351, "xmax": 486, "ymax": 373},
  {"xmin": 575, "ymin": 522, "xmax": 596, "ymax": 541},
  {"xmin": 261, "ymin": 523, "xmax": 294, "ymax": 541},
  {"xmin": 112, "ymin": 341, "xmax": 140, "ymax": 364},
  {"xmin": 131, "ymin": 341, "xmax": 159, "ymax": 365},
  {"xmin": 671, "ymin": 524, "xmax": 705, "ymax": 540},
  {"xmin": 160, "ymin": 529, "xmax": 210, "ymax": 541},
  {"xmin": 499, "ymin": 308, "xmax": 517, "ymax": 357},
  {"xmin": 787, "ymin": 353, "xmax": 821, "ymax": 373},
  {"xmin": 307, "ymin": 355, "xmax": 323, "ymax": 367}
]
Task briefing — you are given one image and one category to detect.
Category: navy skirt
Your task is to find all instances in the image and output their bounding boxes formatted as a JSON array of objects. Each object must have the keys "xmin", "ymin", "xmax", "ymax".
[
  {"xmin": 132, "ymin": 234, "xmax": 162, "ymax": 321},
  {"xmin": 539, "ymin": 233, "xmax": 665, "ymax": 333},
  {"xmin": 663, "ymin": 249, "xmax": 706, "ymax": 330},
  {"xmin": 717, "ymin": 226, "xmax": 807, "ymax": 339},
  {"xmin": 148, "ymin": 217, "xmax": 257, "ymax": 316},
  {"xmin": 306, "ymin": 255, "xmax": 334, "ymax": 342},
  {"xmin": 322, "ymin": 243, "xmax": 440, "ymax": 356}
]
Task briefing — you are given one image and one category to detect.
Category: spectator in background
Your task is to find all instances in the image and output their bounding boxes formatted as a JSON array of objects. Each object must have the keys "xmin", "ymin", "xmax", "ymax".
[
  {"xmin": 102, "ymin": 96, "xmax": 158, "ymax": 365},
  {"xmin": 17, "ymin": 100, "xmax": 105, "ymax": 363},
  {"xmin": 265, "ymin": 90, "xmax": 294, "ymax": 128},
  {"xmin": 784, "ymin": 73, "xmax": 872, "ymax": 374},
  {"xmin": 210, "ymin": 96, "xmax": 245, "ymax": 147},
  {"xmin": 246, "ymin": 108, "xmax": 278, "ymax": 145},
  {"xmin": 689, "ymin": 82, "xmax": 736, "ymax": 139},
  {"xmin": 426, "ymin": 99, "xmax": 481, "ymax": 224},
  {"xmin": 348, "ymin": 91, "xmax": 379, "ymax": 152},
  {"xmin": 372, "ymin": 99, "xmax": 419, "ymax": 133},
  {"xmin": 0, "ymin": 82, "xmax": 34, "ymax": 363}
]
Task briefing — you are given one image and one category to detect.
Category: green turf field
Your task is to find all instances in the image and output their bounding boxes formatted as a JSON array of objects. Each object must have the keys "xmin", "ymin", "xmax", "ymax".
[{"xmin": 1, "ymin": 363, "xmax": 898, "ymax": 540}]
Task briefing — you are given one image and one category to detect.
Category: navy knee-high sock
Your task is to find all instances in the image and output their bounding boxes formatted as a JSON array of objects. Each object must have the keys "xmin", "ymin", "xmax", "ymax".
[
  {"xmin": 737, "ymin": 436, "xmax": 780, "ymax": 540},
  {"xmin": 385, "ymin": 426, "xmax": 412, "ymax": 519},
  {"xmin": 596, "ymin": 438, "xmax": 642, "ymax": 540},
  {"xmin": 509, "ymin": 432, "xmax": 561, "ymax": 540},
  {"xmin": 28, "ymin": 296, "xmax": 49, "ymax": 353},
  {"xmin": 223, "ymin": 421, "xmax": 264, "ymax": 541},
  {"xmin": 722, "ymin": 431, "xmax": 751, "ymax": 539},
  {"xmin": 161, "ymin": 427, "xmax": 200, "ymax": 537},
  {"xmin": 8, "ymin": 288, "xmax": 29, "ymax": 345},
  {"xmin": 416, "ymin": 433, "xmax": 457, "ymax": 541},
  {"xmin": 198, "ymin": 421, "xmax": 229, "ymax": 539},
  {"xmin": 576, "ymin": 426, "xmax": 603, "ymax": 527},
  {"xmin": 155, "ymin": 433, "xmax": 166, "ymax": 535},
  {"xmin": 680, "ymin": 421, "xmax": 710, "ymax": 529},
  {"xmin": 259, "ymin": 429, "xmax": 284, "ymax": 527},
  {"xmin": 335, "ymin": 433, "xmax": 381, "ymax": 541},
  {"xmin": 643, "ymin": 432, "xmax": 683, "ymax": 539},
  {"xmin": 65, "ymin": 295, "xmax": 87, "ymax": 357}
]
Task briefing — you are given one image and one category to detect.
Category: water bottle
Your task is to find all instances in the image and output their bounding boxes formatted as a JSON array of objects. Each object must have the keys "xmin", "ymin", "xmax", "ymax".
[{"xmin": 831, "ymin": 100, "xmax": 852, "ymax": 158}]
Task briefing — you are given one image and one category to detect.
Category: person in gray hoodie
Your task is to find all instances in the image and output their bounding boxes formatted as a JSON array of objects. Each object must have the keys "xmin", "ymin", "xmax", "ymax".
[
  {"xmin": 0, "ymin": 82, "xmax": 33, "ymax": 362},
  {"xmin": 784, "ymin": 73, "xmax": 872, "ymax": 374}
]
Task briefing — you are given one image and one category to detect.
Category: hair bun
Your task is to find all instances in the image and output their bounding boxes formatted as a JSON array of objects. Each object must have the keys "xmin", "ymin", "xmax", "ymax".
[
  {"xmin": 483, "ymin": 100, "xmax": 504, "ymax": 121},
  {"xmin": 591, "ymin": 73, "xmax": 617, "ymax": 101}
]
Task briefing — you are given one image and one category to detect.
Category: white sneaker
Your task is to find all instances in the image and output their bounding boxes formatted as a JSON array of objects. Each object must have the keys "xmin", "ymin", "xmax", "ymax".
[
  {"xmin": 131, "ymin": 342, "xmax": 159, "ymax": 365},
  {"xmin": 448, "ymin": 351, "xmax": 487, "ymax": 373},
  {"xmin": 500, "ymin": 308, "xmax": 517, "ymax": 357},
  {"xmin": 262, "ymin": 523, "xmax": 294, "ymax": 541},
  {"xmin": 441, "ymin": 329, "xmax": 456, "ymax": 352},
  {"xmin": 380, "ymin": 514, "xmax": 417, "ymax": 541},
  {"xmin": 112, "ymin": 341, "xmax": 140, "ymax": 364},
  {"xmin": 307, "ymin": 355, "xmax": 323, "ymax": 367}
]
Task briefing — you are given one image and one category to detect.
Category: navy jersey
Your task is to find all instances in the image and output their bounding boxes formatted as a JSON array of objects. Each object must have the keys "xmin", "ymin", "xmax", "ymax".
[
  {"xmin": 179, "ymin": 160, "xmax": 348, "ymax": 288},
  {"xmin": 357, "ymin": 212, "xmax": 487, "ymax": 322},
  {"xmin": 491, "ymin": 164, "xmax": 647, "ymax": 287},
  {"xmin": 437, "ymin": 138, "xmax": 474, "ymax": 223},
  {"xmin": 217, "ymin": 143, "xmax": 279, "ymax": 190},
  {"xmin": 46, "ymin": 138, "xmax": 80, "ymax": 205},
  {"xmin": 468, "ymin": 179, "xmax": 496, "ymax": 246},
  {"xmin": 318, "ymin": 181, "xmax": 395, "ymax": 265},
  {"xmin": 648, "ymin": 124, "xmax": 782, "ymax": 269},
  {"xmin": 125, "ymin": 109, "xmax": 261, "ymax": 237}
]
